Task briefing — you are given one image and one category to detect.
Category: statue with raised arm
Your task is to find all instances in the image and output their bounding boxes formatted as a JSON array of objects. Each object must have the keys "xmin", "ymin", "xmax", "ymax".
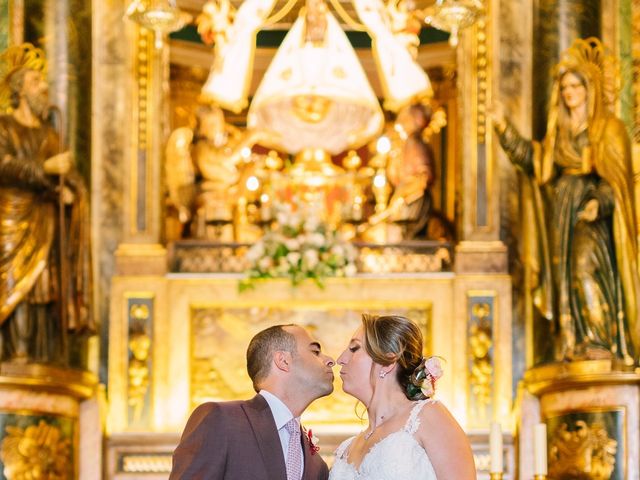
[
  {"xmin": 0, "ymin": 44, "xmax": 94, "ymax": 366},
  {"xmin": 492, "ymin": 38, "xmax": 640, "ymax": 365}
]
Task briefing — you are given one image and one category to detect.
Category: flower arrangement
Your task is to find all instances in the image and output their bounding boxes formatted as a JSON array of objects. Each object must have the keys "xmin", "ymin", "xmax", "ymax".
[
  {"xmin": 239, "ymin": 204, "xmax": 358, "ymax": 291},
  {"xmin": 304, "ymin": 427, "xmax": 320, "ymax": 455},
  {"xmin": 406, "ymin": 356, "xmax": 443, "ymax": 399}
]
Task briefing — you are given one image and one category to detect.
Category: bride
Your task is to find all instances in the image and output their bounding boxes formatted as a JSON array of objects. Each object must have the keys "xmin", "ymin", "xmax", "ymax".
[{"xmin": 330, "ymin": 314, "xmax": 476, "ymax": 479}]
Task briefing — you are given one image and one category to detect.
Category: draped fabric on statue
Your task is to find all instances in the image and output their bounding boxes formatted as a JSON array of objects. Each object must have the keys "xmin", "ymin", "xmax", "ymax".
[
  {"xmin": 0, "ymin": 187, "xmax": 54, "ymax": 324},
  {"xmin": 248, "ymin": 9, "xmax": 383, "ymax": 154},
  {"xmin": 499, "ymin": 113, "xmax": 639, "ymax": 363},
  {"xmin": 0, "ymin": 116, "xmax": 95, "ymax": 348},
  {"xmin": 0, "ymin": 117, "xmax": 57, "ymax": 325}
]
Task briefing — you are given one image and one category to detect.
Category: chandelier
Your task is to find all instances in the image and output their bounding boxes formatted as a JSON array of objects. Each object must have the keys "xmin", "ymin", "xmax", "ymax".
[
  {"xmin": 125, "ymin": 0, "xmax": 191, "ymax": 48},
  {"xmin": 422, "ymin": 0, "xmax": 483, "ymax": 47}
]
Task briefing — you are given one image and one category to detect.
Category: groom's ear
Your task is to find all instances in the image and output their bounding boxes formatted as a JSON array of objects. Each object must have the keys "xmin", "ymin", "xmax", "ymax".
[{"xmin": 273, "ymin": 350, "xmax": 293, "ymax": 372}]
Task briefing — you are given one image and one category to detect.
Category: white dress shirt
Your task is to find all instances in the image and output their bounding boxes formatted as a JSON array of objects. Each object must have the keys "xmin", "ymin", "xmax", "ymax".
[{"xmin": 259, "ymin": 390, "xmax": 305, "ymax": 476}]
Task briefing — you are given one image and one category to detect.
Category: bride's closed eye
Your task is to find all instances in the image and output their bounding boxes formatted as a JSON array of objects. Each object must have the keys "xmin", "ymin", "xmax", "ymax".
[{"xmin": 349, "ymin": 345, "xmax": 360, "ymax": 353}]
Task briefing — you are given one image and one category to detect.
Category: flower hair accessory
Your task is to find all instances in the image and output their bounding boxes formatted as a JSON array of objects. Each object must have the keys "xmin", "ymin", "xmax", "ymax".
[
  {"xmin": 304, "ymin": 427, "xmax": 320, "ymax": 455},
  {"xmin": 406, "ymin": 356, "xmax": 443, "ymax": 400}
]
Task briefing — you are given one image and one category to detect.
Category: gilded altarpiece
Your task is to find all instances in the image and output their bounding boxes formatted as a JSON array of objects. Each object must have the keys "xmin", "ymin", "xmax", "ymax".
[{"xmin": 104, "ymin": 1, "xmax": 515, "ymax": 478}]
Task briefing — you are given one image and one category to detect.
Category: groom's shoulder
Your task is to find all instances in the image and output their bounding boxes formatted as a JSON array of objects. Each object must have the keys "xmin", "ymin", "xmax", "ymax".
[{"xmin": 190, "ymin": 396, "xmax": 266, "ymax": 421}]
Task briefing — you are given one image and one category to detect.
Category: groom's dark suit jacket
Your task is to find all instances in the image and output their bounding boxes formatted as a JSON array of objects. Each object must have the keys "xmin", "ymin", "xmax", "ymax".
[{"xmin": 170, "ymin": 394, "xmax": 329, "ymax": 480}]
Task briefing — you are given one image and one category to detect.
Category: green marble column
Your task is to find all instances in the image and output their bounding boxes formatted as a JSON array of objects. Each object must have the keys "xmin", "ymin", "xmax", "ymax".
[
  {"xmin": 532, "ymin": 0, "xmax": 601, "ymax": 140},
  {"xmin": 0, "ymin": 1, "xmax": 9, "ymax": 51},
  {"xmin": 24, "ymin": 0, "xmax": 92, "ymax": 181}
]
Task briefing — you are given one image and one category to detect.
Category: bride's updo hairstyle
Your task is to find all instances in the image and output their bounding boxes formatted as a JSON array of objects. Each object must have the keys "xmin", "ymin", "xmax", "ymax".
[{"xmin": 361, "ymin": 314, "xmax": 435, "ymax": 401}]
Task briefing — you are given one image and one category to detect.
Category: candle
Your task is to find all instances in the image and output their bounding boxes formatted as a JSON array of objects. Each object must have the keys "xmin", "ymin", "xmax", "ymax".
[
  {"xmin": 490, "ymin": 421, "xmax": 503, "ymax": 473},
  {"xmin": 534, "ymin": 423, "xmax": 547, "ymax": 475}
]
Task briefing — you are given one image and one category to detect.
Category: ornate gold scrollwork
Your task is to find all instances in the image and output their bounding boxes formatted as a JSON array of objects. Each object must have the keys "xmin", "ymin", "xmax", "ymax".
[
  {"xmin": 0, "ymin": 420, "xmax": 71, "ymax": 479},
  {"xmin": 469, "ymin": 302, "xmax": 493, "ymax": 420},
  {"xmin": 128, "ymin": 303, "xmax": 151, "ymax": 424},
  {"xmin": 548, "ymin": 421, "xmax": 617, "ymax": 479}
]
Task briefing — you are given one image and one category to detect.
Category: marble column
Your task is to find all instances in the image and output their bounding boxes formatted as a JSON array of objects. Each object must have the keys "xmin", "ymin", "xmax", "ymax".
[
  {"xmin": 20, "ymin": 0, "xmax": 92, "ymax": 180},
  {"xmin": 452, "ymin": 2, "xmax": 514, "ymax": 468},
  {"xmin": 113, "ymin": 21, "xmax": 169, "ymax": 276}
]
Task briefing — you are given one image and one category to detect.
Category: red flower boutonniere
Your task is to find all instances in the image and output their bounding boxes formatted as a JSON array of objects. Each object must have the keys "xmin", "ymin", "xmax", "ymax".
[{"xmin": 304, "ymin": 427, "xmax": 320, "ymax": 455}]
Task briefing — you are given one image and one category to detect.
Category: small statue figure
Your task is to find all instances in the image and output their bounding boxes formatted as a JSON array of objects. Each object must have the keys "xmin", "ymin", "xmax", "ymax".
[
  {"xmin": 304, "ymin": 0, "xmax": 329, "ymax": 45},
  {"xmin": 165, "ymin": 103, "xmax": 265, "ymax": 240},
  {"xmin": 0, "ymin": 44, "xmax": 94, "ymax": 366},
  {"xmin": 362, "ymin": 102, "xmax": 452, "ymax": 241},
  {"xmin": 492, "ymin": 38, "xmax": 639, "ymax": 365},
  {"xmin": 197, "ymin": 0, "xmax": 236, "ymax": 53},
  {"xmin": 385, "ymin": 0, "xmax": 421, "ymax": 59}
]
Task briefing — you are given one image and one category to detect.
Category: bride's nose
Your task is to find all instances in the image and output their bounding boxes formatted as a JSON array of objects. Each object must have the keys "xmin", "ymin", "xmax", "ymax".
[{"xmin": 337, "ymin": 351, "xmax": 347, "ymax": 365}]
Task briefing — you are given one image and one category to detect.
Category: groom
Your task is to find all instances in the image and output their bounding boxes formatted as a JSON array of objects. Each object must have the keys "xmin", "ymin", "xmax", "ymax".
[{"xmin": 170, "ymin": 324, "xmax": 335, "ymax": 479}]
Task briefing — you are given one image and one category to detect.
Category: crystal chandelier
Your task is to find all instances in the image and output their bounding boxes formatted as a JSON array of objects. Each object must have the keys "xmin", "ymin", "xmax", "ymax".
[
  {"xmin": 423, "ymin": 0, "xmax": 483, "ymax": 47},
  {"xmin": 125, "ymin": 0, "xmax": 191, "ymax": 48}
]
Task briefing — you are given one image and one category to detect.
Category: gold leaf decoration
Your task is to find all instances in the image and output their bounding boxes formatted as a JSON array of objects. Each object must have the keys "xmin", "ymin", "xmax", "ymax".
[
  {"xmin": 0, "ymin": 419, "xmax": 71, "ymax": 480},
  {"xmin": 548, "ymin": 421, "xmax": 617, "ymax": 480}
]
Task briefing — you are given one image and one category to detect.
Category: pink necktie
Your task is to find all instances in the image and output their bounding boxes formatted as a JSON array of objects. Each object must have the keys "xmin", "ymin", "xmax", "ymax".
[{"xmin": 284, "ymin": 418, "xmax": 302, "ymax": 480}]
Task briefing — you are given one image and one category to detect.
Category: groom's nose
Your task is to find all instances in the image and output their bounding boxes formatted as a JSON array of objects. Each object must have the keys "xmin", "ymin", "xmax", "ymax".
[{"xmin": 325, "ymin": 356, "xmax": 335, "ymax": 367}]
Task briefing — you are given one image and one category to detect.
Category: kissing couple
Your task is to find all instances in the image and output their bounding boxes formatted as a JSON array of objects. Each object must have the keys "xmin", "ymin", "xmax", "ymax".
[{"xmin": 170, "ymin": 314, "xmax": 476, "ymax": 479}]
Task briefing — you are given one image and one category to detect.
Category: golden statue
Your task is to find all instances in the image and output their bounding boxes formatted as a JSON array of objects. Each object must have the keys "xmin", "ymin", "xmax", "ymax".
[
  {"xmin": 492, "ymin": 38, "xmax": 640, "ymax": 365},
  {"xmin": 0, "ymin": 43, "xmax": 95, "ymax": 365},
  {"xmin": 165, "ymin": 103, "xmax": 265, "ymax": 240}
]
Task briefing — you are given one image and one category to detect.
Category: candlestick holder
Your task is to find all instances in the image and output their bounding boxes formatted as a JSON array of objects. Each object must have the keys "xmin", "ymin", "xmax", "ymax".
[
  {"xmin": 489, "ymin": 473, "xmax": 503, "ymax": 480},
  {"xmin": 533, "ymin": 475, "xmax": 547, "ymax": 480}
]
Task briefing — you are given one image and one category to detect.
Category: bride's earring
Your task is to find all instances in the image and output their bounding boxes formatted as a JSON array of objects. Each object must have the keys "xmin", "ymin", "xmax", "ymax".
[{"xmin": 379, "ymin": 371, "xmax": 387, "ymax": 378}]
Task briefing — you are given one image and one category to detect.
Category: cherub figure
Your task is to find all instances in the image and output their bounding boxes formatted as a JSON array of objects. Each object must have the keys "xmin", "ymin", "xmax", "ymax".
[
  {"xmin": 385, "ymin": 0, "xmax": 421, "ymax": 59},
  {"xmin": 197, "ymin": 0, "xmax": 236, "ymax": 55}
]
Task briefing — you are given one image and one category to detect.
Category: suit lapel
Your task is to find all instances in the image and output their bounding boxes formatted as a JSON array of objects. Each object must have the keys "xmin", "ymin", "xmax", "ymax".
[{"xmin": 243, "ymin": 395, "xmax": 288, "ymax": 480}]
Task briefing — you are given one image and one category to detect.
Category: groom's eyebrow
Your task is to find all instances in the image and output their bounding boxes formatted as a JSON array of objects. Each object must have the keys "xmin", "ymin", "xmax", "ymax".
[{"xmin": 309, "ymin": 341, "xmax": 321, "ymax": 350}]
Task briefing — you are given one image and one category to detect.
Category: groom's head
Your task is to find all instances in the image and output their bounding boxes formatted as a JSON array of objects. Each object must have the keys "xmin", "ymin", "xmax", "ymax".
[{"xmin": 246, "ymin": 324, "xmax": 335, "ymax": 399}]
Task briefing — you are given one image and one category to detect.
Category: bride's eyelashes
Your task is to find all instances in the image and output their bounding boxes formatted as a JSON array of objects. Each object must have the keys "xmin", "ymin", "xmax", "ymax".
[{"xmin": 349, "ymin": 345, "xmax": 360, "ymax": 353}]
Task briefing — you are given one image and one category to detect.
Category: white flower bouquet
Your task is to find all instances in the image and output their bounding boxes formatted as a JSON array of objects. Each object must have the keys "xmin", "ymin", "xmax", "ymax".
[{"xmin": 240, "ymin": 205, "xmax": 358, "ymax": 291}]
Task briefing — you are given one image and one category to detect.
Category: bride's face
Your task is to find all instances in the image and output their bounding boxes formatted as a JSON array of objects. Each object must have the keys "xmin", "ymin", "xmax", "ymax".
[{"xmin": 337, "ymin": 328, "xmax": 375, "ymax": 402}]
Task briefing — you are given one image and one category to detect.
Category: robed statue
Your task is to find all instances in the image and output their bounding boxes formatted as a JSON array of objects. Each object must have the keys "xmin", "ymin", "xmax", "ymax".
[
  {"xmin": 492, "ymin": 38, "xmax": 640, "ymax": 365},
  {"xmin": 0, "ymin": 44, "xmax": 94, "ymax": 366}
]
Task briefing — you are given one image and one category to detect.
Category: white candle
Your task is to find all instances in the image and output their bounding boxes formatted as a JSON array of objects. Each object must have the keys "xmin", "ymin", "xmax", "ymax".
[
  {"xmin": 490, "ymin": 421, "xmax": 503, "ymax": 473},
  {"xmin": 534, "ymin": 423, "xmax": 547, "ymax": 475}
]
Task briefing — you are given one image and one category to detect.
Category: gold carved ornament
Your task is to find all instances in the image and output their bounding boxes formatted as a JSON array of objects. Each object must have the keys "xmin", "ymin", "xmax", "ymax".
[
  {"xmin": 0, "ymin": 420, "xmax": 72, "ymax": 480},
  {"xmin": 548, "ymin": 421, "xmax": 617, "ymax": 480},
  {"xmin": 469, "ymin": 303, "xmax": 492, "ymax": 415},
  {"xmin": 128, "ymin": 304, "xmax": 152, "ymax": 424}
]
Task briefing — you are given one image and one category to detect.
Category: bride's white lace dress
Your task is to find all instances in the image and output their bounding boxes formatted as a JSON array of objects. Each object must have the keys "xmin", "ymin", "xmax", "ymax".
[{"xmin": 329, "ymin": 400, "xmax": 438, "ymax": 480}]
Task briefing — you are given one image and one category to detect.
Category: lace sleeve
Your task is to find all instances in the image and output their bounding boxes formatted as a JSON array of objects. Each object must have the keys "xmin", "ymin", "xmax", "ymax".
[
  {"xmin": 333, "ymin": 436, "xmax": 355, "ymax": 459},
  {"xmin": 405, "ymin": 399, "xmax": 436, "ymax": 434}
]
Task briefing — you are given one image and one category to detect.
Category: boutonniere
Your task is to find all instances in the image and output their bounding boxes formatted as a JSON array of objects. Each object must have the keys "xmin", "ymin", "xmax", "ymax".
[{"xmin": 303, "ymin": 427, "xmax": 320, "ymax": 455}]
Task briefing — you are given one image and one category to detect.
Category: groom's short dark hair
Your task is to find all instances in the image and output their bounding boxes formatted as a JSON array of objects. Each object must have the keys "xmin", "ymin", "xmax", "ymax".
[{"xmin": 246, "ymin": 324, "xmax": 297, "ymax": 391}]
